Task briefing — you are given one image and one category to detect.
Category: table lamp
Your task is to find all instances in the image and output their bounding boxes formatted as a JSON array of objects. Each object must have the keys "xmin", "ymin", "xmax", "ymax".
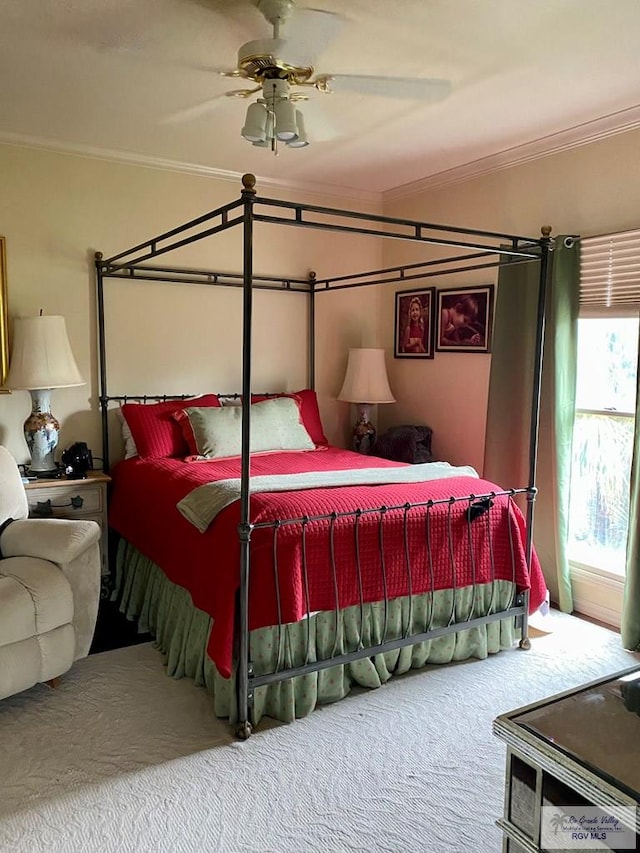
[
  {"xmin": 338, "ymin": 347, "xmax": 395, "ymax": 453},
  {"xmin": 6, "ymin": 314, "xmax": 85, "ymax": 477}
]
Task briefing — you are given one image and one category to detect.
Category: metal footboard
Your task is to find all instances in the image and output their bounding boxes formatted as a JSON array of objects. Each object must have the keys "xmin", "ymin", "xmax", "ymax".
[{"xmin": 235, "ymin": 487, "xmax": 535, "ymax": 739}]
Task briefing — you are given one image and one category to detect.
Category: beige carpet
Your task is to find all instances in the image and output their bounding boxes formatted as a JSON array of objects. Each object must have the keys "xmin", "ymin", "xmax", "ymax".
[{"xmin": 0, "ymin": 611, "xmax": 637, "ymax": 853}]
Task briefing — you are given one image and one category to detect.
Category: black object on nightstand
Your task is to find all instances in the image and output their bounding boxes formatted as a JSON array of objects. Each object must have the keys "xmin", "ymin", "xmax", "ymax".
[
  {"xmin": 61, "ymin": 442, "xmax": 94, "ymax": 478},
  {"xmin": 370, "ymin": 424, "xmax": 433, "ymax": 464}
]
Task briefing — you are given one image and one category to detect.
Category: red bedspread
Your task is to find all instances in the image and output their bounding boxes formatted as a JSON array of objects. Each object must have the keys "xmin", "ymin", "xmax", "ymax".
[{"xmin": 109, "ymin": 447, "xmax": 546, "ymax": 677}]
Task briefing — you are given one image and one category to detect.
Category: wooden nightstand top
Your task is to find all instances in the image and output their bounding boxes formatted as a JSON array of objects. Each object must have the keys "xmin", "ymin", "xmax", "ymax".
[{"xmin": 24, "ymin": 471, "xmax": 112, "ymax": 490}]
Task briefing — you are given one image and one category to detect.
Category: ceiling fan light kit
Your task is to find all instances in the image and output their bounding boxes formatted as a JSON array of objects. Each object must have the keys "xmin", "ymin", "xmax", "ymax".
[{"xmin": 240, "ymin": 77, "xmax": 308, "ymax": 152}]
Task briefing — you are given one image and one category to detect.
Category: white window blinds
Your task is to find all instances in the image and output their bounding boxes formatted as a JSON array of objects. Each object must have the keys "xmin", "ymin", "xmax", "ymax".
[{"xmin": 580, "ymin": 228, "xmax": 640, "ymax": 309}]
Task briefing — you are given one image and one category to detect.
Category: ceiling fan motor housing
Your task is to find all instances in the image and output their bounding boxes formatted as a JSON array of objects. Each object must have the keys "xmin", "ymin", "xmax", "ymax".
[{"xmin": 237, "ymin": 37, "xmax": 314, "ymax": 84}]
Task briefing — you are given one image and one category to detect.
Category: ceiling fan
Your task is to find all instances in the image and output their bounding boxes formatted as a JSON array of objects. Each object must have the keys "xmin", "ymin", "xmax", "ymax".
[{"xmin": 169, "ymin": 0, "xmax": 452, "ymax": 151}]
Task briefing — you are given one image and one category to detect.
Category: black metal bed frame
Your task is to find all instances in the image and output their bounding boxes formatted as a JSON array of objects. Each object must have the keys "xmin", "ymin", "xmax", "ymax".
[{"xmin": 95, "ymin": 173, "xmax": 551, "ymax": 738}]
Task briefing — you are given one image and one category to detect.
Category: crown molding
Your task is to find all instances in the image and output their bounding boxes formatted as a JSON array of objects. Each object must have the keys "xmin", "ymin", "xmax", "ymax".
[
  {"xmin": 0, "ymin": 131, "xmax": 382, "ymax": 208},
  {"xmin": 384, "ymin": 104, "xmax": 640, "ymax": 202},
  {"xmin": 4, "ymin": 102, "xmax": 640, "ymax": 210}
]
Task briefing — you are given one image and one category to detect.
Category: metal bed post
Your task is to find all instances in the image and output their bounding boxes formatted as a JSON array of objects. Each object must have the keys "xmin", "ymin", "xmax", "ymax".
[
  {"xmin": 236, "ymin": 173, "xmax": 257, "ymax": 740},
  {"xmin": 520, "ymin": 225, "xmax": 553, "ymax": 649},
  {"xmin": 94, "ymin": 252, "xmax": 110, "ymax": 474},
  {"xmin": 308, "ymin": 270, "xmax": 316, "ymax": 390}
]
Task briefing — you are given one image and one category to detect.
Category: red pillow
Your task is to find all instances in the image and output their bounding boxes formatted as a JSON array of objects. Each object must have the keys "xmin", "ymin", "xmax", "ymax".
[
  {"xmin": 120, "ymin": 395, "xmax": 221, "ymax": 458},
  {"xmin": 173, "ymin": 408, "xmax": 199, "ymax": 456},
  {"xmin": 250, "ymin": 389, "xmax": 328, "ymax": 446}
]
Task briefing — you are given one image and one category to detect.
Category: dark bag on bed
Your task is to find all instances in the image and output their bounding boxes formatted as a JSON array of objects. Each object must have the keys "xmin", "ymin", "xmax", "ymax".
[{"xmin": 370, "ymin": 424, "xmax": 433, "ymax": 464}]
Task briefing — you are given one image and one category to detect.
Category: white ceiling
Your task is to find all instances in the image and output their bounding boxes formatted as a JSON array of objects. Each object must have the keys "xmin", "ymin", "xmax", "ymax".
[{"xmin": 2, "ymin": 0, "xmax": 640, "ymax": 199}]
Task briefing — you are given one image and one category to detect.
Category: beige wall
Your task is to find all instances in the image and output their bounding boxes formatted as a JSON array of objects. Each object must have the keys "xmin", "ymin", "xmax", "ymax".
[
  {"xmin": 380, "ymin": 127, "xmax": 640, "ymax": 473},
  {"xmin": 2, "ymin": 128, "xmax": 639, "ymax": 475},
  {"xmin": 0, "ymin": 144, "xmax": 382, "ymax": 463},
  {"xmin": 380, "ymin": 128, "xmax": 640, "ymax": 618},
  {"xmin": 2, "ymin": 131, "xmax": 637, "ymax": 619}
]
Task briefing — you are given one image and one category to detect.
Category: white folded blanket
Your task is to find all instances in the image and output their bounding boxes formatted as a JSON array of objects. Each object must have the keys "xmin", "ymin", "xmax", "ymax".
[{"xmin": 177, "ymin": 461, "xmax": 479, "ymax": 533}]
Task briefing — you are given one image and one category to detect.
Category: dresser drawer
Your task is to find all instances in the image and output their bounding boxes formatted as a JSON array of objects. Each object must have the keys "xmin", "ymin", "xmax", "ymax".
[{"xmin": 26, "ymin": 482, "xmax": 104, "ymax": 518}]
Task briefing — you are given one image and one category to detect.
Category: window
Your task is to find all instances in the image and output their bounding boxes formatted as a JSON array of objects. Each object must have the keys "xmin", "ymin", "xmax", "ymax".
[
  {"xmin": 568, "ymin": 317, "xmax": 638, "ymax": 575},
  {"xmin": 567, "ymin": 229, "xmax": 640, "ymax": 580}
]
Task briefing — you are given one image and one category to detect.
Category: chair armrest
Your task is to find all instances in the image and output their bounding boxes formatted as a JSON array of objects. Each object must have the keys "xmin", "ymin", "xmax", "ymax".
[{"xmin": 0, "ymin": 517, "xmax": 101, "ymax": 564}]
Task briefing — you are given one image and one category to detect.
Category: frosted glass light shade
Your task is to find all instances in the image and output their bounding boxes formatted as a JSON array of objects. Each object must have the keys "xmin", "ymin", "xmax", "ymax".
[
  {"xmin": 286, "ymin": 110, "xmax": 309, "ymax": 148},
  {"xmin": 242, "ymin": 102, "xmax": 268, "ymax": 143},
  {"xmin": 6, "ymin": 315, "xmax": 85, "ymax": 390},
  {"xmin": 274, "ymin": 99, "xmax": 298, "ymax": 141},
  {"xmin": 338, "ymin": 348, "xmax": 395, "ymax": 404},
  {"xmin": 252, "ymin": 112, "xmax": 273, "ymax": 147}
]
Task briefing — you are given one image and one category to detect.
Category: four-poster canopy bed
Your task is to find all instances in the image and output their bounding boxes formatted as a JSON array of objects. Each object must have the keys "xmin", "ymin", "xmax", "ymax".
[{"xmin": 95, "ymin": 173, "xmax": 551, "ymax": 738}]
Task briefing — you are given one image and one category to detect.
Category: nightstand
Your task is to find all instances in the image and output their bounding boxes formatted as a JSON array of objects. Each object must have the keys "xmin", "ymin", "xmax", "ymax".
[{"xmin": 24, "ymin": 472, "xmax": 111, "ymax": 596}]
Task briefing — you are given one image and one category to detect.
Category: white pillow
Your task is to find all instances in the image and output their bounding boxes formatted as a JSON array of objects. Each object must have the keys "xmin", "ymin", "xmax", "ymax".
[
  {"xmin": 115, "ymin": 406, "xmax": 138, "ymax": 459},
  {"xmin": 178, "ymin": 396, "xmax": 315, "ymax": 459}
]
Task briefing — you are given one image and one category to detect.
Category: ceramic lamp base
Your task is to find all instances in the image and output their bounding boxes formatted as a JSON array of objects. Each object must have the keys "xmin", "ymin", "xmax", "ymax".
[
  {"xmin": 24, "ymin": 388, "xmax": 60, "ymax": 476},
  {"xmin": 352, "ymin": 403, "xmax": 376, "ymax": 454}
]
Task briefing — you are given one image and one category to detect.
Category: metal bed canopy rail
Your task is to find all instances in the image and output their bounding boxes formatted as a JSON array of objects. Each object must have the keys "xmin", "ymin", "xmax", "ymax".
[
  {"xmin": 96, "ymin": 172, "xmax": 546, "ymax": 286},
  {"xmin": 96, "ymin": 257, "xmax": 313, "ymax": 293},
  {"xmin": 94, "ymin": 173, "xmax": 551, "ymax": 475}
]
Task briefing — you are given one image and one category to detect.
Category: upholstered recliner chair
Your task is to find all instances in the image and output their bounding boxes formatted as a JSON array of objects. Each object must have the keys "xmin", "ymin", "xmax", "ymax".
[{"xmin": 0, "ymin": 445, "xmax": 101, "ymax": 701}]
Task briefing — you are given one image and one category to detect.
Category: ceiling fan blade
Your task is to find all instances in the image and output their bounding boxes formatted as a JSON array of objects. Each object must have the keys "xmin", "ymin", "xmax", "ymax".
[
  {"xmin": 161, "ymin": 94, "xmax": 231, "ymax": 125},
  {"xmin": 285, "ymin": 8, "xmax": 346, "ymax": 65},
  {"xmin": 323, "ymin": 75, "xmax": 452, "ymax": 101}
]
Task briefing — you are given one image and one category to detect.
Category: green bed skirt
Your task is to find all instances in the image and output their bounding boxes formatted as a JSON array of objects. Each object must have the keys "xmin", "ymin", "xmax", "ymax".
[{"xmin": 114, "ymin": 539, "xmax": 519, "ymax": 724}]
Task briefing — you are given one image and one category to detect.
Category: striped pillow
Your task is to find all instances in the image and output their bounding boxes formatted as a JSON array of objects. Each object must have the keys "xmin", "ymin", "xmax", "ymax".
[{"xmin": 120, "ymin": 395, "xmax": 221, "ymax": 458}]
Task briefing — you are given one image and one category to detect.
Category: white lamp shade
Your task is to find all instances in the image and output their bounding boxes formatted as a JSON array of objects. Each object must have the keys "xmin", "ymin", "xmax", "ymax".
[
  {"xmin": 338, "ymin": 348, "xmax": 395, "ymax": 404},
  {"xmin": 242, "ymin": 102, "xmax": 268, "ymax": 143},
  {"xmin": 274, "ymin": 99, "xmax": 298, "ymax": 141},
  {"xmin": 286, "ymin": 110, "xmax": 309, "ymax": 148},
  {"xmin": 6, "ymin": 315, "xmax": 85, "ymax": 390}
]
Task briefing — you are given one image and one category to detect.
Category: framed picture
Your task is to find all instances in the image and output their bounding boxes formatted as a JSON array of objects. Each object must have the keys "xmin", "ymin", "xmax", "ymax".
[
  {"xmin": 0, "ymin": 236, "xmax": 8, "ymax": 393},
  {"xmin": 436, "ymin": 285, "xmax": 494, "ymax": 353},
  {"xmin": 394, "ymin": 287, "xmax": 436, "ymax": 359}
]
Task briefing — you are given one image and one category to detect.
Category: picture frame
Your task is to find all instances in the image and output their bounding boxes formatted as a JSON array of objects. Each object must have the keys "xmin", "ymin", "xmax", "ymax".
[
  {"xmin": 394, "ymin": 287, "xmax": 436, "ymax": 359},
  {"xmin": 436, "ymin": 285, "xmax": 494, "ymax": 353},
  {"xmin": 0, "ymin": 236, "xmax": 9, "ymax": 393}
]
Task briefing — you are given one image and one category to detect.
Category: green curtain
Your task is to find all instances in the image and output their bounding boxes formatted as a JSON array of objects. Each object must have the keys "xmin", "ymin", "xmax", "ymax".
[
  {"xmin": 484, "ymin": 238, "xmax": 579, "ymax": 612},
  {"xmin": 622, "ymin": 334, "xmax": 640, "ymax": 650}
]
